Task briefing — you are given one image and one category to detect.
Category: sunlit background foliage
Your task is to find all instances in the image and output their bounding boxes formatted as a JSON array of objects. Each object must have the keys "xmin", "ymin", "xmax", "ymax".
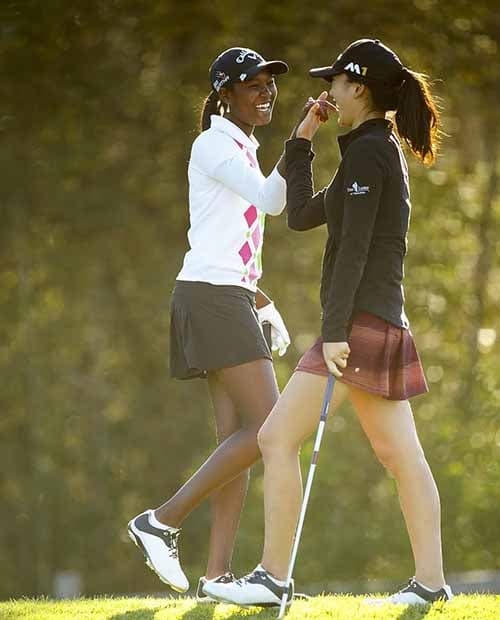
[{"xmin": 1, "ymin": 0, "xmax": 499, "ymax": 599}]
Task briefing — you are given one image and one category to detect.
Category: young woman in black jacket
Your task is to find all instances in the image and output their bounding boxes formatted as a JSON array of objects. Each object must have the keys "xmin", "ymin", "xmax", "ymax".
[{"xmin": 204, "ymin": 39, "xmax": 453, "ymax": 607}]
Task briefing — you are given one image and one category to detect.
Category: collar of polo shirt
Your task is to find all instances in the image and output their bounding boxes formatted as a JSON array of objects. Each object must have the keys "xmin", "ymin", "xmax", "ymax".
[{"xmin": 210, "ymin": 115, "xmax": 260, "ymax": 151}]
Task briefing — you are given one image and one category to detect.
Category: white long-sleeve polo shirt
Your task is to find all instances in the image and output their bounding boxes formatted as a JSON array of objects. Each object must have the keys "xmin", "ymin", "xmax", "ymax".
[{"xmin": 176, "ymin": 115, "xmax": 286, "ymax": 291}]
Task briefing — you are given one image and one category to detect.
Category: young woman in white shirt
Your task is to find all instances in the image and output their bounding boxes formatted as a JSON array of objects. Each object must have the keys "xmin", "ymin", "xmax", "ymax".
[{"xmin": 127, "ymin": 47, "xmax": 293, "ymax": 599}]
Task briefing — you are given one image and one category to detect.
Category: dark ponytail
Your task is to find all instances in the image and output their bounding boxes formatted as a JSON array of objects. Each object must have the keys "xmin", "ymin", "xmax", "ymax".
[
  {"xmin": 394, "ymin": 69, "xmax": 440, "ymax": 165},
  {"xmin": 199, "ymin": 90, "xmax": 229, "ymax": 133},
  {"xmin": 364, "ymin": 69, "xmax": 441, "ymax": 165}
]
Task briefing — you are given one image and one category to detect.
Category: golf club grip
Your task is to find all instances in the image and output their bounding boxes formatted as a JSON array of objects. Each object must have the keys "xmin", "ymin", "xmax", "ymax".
[
  {"xmin": 262, "ymin": 320, "xmax": 272, "ymax": 350},
  {"xmin": 278, "ymin": 374, "xmax": 336, "ymax": 619}
]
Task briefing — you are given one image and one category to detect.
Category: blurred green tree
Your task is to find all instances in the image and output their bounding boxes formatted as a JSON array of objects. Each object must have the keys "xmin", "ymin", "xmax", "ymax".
[{"xmin": 0, "ymin": 0, "xmax": 498, "ymax": 598}]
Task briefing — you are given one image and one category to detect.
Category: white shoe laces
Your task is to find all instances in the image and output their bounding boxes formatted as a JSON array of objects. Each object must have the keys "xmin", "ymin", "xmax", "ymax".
[
  {"xmin": 235, "ymin": 569, "xmax": 261, "ymax": 587},
  {"xmin": 161, "ymin": 529, "xmax": 180, "ymax": 559}
]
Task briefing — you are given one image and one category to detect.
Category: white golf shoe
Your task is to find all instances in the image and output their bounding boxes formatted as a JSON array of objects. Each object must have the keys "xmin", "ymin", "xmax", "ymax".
[
  {"xmin": 202, "ymin": 564, "xmax": 293, "ymax": 608},
  {"xmin": 364, "ymin": 577, "xmax": 454, "ymax": 605},
  {"xmin": 196, "ymin": 572, "xmax": 236, "ymax": 603},
  {"xmin": 127, "ymin": 509, "xmax": 189, "ymax": 592}
]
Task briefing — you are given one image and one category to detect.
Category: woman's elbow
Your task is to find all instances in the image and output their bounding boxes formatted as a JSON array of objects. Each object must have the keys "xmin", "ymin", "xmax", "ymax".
[
  {"xmin": 286, "ymin": 215, "xmax": 308, "ymax": 231},
  {"xmin": 258, "ymin": 201, "xmax": 286, "ymax": 217}
]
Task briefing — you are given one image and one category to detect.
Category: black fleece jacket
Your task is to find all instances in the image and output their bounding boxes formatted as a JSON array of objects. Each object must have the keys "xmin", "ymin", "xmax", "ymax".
[{"xmin": 286, "ymin": 118, "xmax": 411, "ymax": 341}]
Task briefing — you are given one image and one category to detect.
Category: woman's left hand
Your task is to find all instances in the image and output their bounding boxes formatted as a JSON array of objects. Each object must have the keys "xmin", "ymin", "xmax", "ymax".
[
  {"xmin": 257, "ymin": 302, "xmax": 291, "ymax": 356},
  {"xmin": 322, "ymin": 341, "xmax": 350, "ymax": 377}
]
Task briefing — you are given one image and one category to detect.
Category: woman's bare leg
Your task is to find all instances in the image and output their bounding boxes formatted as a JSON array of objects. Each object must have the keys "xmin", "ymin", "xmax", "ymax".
[
  {"xmin": 204, "ymin": 372, "xmax": 250, "ymax": 579},
  {"xmin": 257, "ymin": 371, "xmax": 349, "ymax": 580},
  {"xmin": 348, "ymin": 386, "xmax": 445, "ymax": 589},
  {"xmin": 155, "ymin": 358, "xmax": 279, "ymax": 533}
]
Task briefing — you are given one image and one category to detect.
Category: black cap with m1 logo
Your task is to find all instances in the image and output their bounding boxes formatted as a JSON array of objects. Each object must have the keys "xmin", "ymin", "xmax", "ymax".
[
  {"xmin": 309, "ymin": 39, "xmax": 406, "ymax": 85},
  {"xmin": 209, "ymin": 48, "xmax": 289, "ymax": 92}
]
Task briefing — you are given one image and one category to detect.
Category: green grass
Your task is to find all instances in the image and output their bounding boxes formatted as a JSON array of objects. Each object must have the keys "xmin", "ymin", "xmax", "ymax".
[{"xmin": 1, "ymin": 595, "xmax": 499, "ymax": 620}]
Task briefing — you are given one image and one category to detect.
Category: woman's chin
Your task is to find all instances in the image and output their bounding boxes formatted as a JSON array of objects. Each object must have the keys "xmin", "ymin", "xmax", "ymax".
[
  {"xmin": 254, "ymin": 112, "xmax": 273, "ymax": 126},
  {"xmin": 337, "ymin": 114, "xmax": 349, "ymax": 128}
]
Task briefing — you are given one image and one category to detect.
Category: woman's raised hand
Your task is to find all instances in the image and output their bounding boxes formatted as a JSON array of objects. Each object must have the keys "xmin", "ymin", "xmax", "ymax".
[{"xmin": 295, "ymin": 91, "xmax": 332, "ymax": 141}]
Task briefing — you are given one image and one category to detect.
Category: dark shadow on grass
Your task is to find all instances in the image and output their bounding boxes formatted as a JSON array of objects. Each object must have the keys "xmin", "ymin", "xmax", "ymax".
[
  {"xmin": 177, "ymin": 602, "xmax": 216, "ymax": 620},
  {"xmin": 395, "ymin": 604, "xmax": 433, "ymax": 620},
  {"xmin": 179, "ymin": 604, "xmax": 274, "ymax": 619},
  {"xmin": 109, "ymin": 610, "xmax": 157, "ymax": 620},
  {"xmin": 216, "ymin": 607, "xmax": 275, "ymax": 619}
]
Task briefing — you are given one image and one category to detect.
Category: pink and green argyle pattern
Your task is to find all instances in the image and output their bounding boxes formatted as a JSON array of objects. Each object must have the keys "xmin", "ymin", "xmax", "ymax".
[
  {"xmin": 233, "ymin": 140, "xmax": 265, "ymax": 286},
  {"xmin": 239, "ymin": 205, "xmax": 265, "ymax": 285}
]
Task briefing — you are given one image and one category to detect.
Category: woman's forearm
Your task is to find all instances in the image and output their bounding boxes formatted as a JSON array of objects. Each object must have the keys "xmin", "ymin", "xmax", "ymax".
[{"xmin": 285, "ymin": 139, "xmax": 327, "ymax": 231}]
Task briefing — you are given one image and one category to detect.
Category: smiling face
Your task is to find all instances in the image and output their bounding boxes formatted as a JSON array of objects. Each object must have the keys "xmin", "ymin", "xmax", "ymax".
[
  {"xmin": 221, "ymin": 70, "xmax": 277, "ymax": 134},
  {"xmin": 328, "ymin": 73, "xmax": 365, "ymax": 128}
]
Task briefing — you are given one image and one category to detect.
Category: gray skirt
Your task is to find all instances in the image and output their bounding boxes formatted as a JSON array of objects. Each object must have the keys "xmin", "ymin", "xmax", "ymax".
[{"xmin": 170, "ymin": 280, "xmax": 272, "ymax": 380}]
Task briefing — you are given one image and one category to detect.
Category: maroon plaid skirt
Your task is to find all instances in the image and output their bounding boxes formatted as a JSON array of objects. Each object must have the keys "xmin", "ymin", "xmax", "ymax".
[{"xmin": 295, "ymin": 312, "xmax": 428, "ymax": 400}]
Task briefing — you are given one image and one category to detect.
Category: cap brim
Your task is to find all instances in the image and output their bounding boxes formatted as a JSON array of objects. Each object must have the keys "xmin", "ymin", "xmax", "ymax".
[
  {"xmin": 309, "ymin": 65, "xmax": 343, "ymax": 80},
  {"xmin": 245, "ymin": 60, "xmax": 289, "ymax": 80}
]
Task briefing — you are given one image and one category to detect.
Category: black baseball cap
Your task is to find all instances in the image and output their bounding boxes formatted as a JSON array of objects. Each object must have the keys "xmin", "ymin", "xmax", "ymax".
[
  {"xmin": 210, "ymin": 47, "xmax": 289, "ymax": 92},
  {"xmin": 309, "ymin": 39, "xmax": 406, "ymax": 85}
]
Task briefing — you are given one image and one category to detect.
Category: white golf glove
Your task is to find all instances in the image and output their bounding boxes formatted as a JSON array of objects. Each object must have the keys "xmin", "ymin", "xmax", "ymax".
[{"xmin": 257, "ymin": 302, "xmax": 291, "ymax": 357}]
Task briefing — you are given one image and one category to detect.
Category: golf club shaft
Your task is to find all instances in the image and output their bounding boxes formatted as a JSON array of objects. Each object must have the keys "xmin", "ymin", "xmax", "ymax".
[{"xmin": 278, "ymin": 374, "xmax": 335, "ymax": 619}]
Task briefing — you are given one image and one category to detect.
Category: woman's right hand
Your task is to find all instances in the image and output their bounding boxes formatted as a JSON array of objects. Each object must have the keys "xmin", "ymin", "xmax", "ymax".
[
  {"xmin": 295, "ymin": 91, "xmax": 331, "ymax": 141},
  {"xmin": 322, "ymin": 341, "xmax": 350, "ymax": 378}
]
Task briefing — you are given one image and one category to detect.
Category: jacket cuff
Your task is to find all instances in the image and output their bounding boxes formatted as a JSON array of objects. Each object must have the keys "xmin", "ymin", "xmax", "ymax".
[
  {"xmin": 285, "ymin": 138, "xmax": 316, "ymax": 161},
  {"xmin": 321, "ymin": 321, "xmax": 347, "ymax": 343}
]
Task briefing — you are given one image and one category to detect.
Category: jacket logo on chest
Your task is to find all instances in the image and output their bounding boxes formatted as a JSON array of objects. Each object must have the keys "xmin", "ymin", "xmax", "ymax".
[{"xmin": 347, "ymin": 181, "xmax": 370, "ymax": 196}]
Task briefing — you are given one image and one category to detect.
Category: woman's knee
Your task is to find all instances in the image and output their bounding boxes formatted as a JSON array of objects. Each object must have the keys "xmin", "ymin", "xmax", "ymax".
[
  {"xmin": 372, "ymin": 438, "xmax": 427, "ymax": 476},
  {"xmin": 257, "ymin": 416, "xmax": 299, "ymax": 460},
  {"xmin": 256, "ymin": 419, "xmax": 274, "ymax": 456}
]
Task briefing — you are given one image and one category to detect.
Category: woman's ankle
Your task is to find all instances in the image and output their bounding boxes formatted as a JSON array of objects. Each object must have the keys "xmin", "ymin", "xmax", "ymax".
[
  {"xmin": 260, "ymin": 558, "xmax": 287, "ymax": 582},
  {"xmin": 414, "ymin": 572, "xmax": 446, "ymax": 590},
  {"xmin": 153, "ymin": 507, "xmax": 181, "ymax": 529}
]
